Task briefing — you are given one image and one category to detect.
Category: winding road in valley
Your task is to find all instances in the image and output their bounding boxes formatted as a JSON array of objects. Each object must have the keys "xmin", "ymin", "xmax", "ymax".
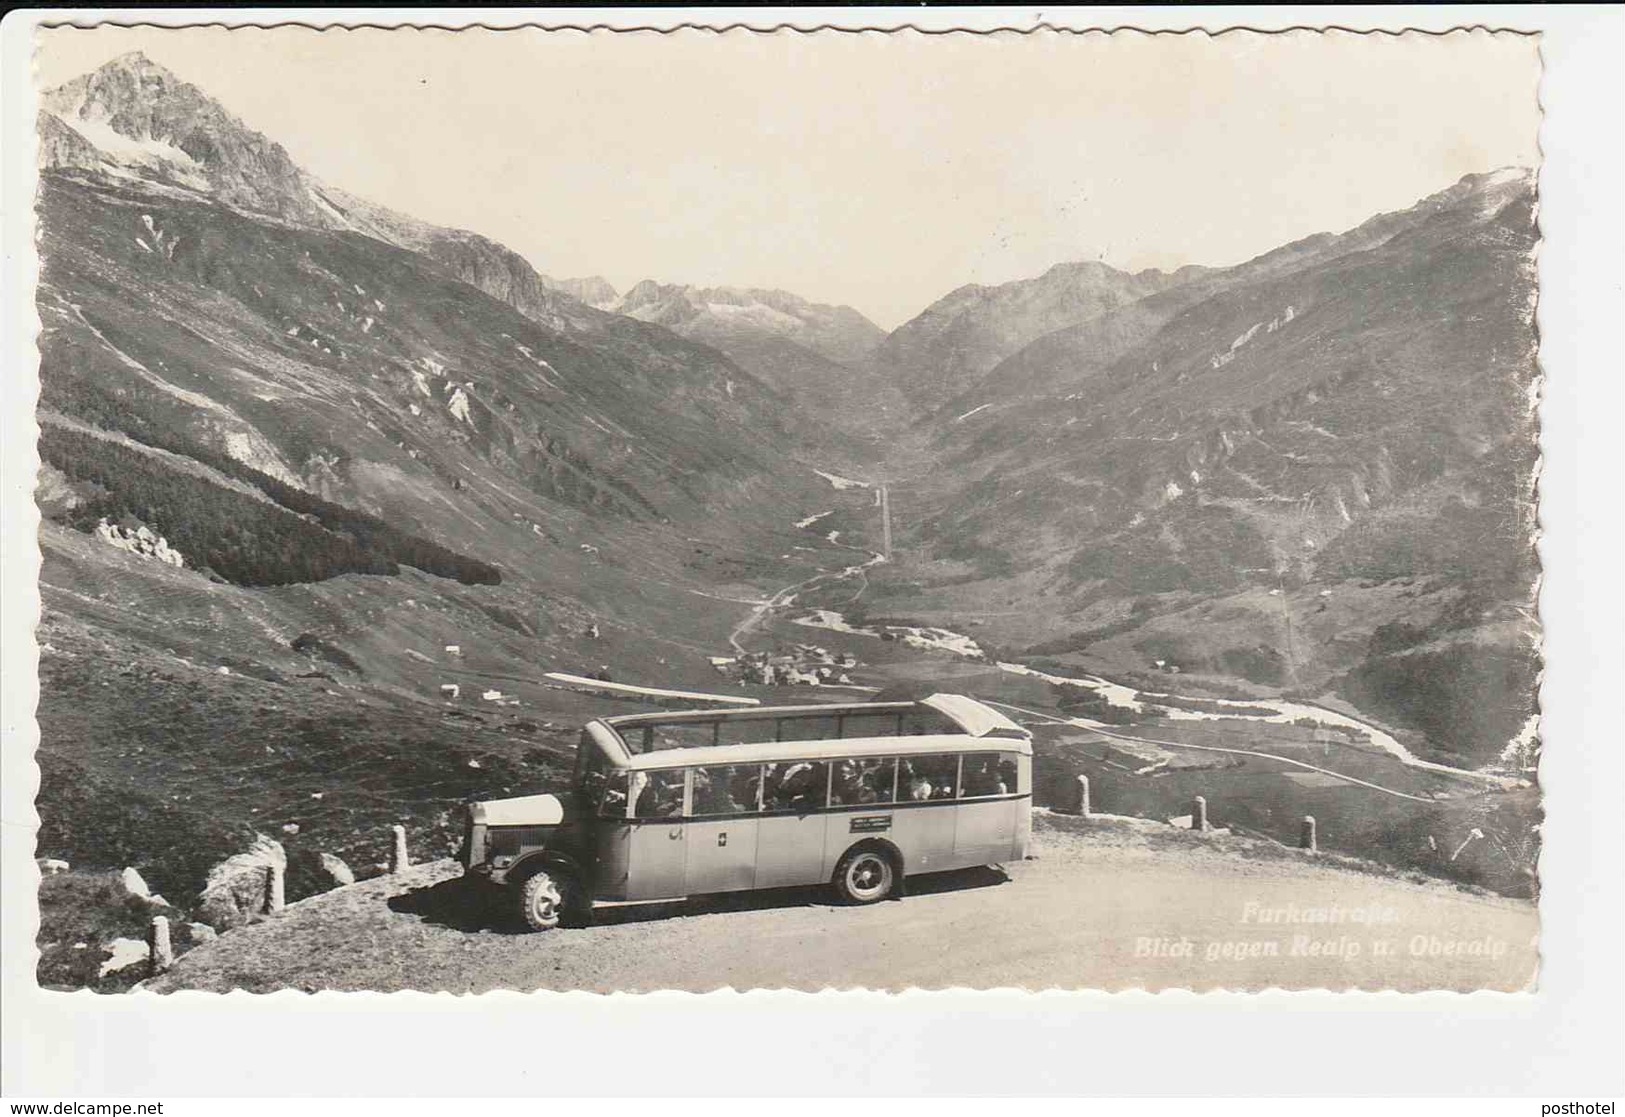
[
  {"xmin": 728, "ymin": 547, "xmax": 1517, "ymax": 801},
  {"xmin": 727, "ymin": 551, "xmax": 886, "ymax": 655},
  {"xmin": 984, "ymin": 699, "xmax": 1439, "ymax": 804}
]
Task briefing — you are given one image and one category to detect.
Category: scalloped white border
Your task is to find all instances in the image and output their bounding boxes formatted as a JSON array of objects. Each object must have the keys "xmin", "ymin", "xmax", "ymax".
[{"xmin": 3, "ymin": 5, "xmax": 1620, "ymax": 1098}]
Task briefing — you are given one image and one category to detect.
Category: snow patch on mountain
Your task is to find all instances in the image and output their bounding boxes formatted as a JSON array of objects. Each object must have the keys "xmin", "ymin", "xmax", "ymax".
[
  {"xmin": 1230, "ymin": 322, "xmax": 1263, "ymax": 351},
  {"xmin": 49, "ymin": 106, "xmax": 210, "ymax": 190},
  {"xmin": 512, "ymin": 343, "xmax": 561, "ymax": 388},
  {"xmin": 447, "ymin": 387, "xmax": 473, "ymax": 425},
  {"xmin": 813, "ymin": 469, "xmax": 869, "ymax": 490}
]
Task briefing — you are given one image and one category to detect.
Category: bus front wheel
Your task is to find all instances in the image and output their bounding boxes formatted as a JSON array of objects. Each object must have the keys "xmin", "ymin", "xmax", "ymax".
[
  {"xmin": 834, "ymin": 846, "xmax": 897, "ymax": 904},
  {"xmin": 517, "ymin": 868, "xmax": 585, "ymax": 931}
]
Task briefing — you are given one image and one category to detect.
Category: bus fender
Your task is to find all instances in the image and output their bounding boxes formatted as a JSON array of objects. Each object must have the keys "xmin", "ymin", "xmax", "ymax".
[
  {"xmin": 508, "ymin": 848, "xmax": 586, "ymax": 889},
  {"xmin": 836, "ymin": 837, "xmax": 907, "ymax": 898}
]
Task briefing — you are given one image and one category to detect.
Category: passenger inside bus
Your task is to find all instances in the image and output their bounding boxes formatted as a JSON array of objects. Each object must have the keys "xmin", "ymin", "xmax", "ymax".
[
  {"xmin": 961, "ymin": 755, "xmax": 1009, "ymax": 797},
  {"xmin": 900, "ymin": 760, "xmax": 933, "ymax": 801},
  {"xmin": 902, "ymin": 755, "xmax": 960, "ymax": 800},
  {"xmin": 830, "ymin": 759, "xmax": 880, "ymax": 804},
  {"xmin": 736, "ymin": 766, "xmax": 765, "ymax": 812},
  {"xmin": 765, "ymin": 761, "xmax": 827, "ymax": 812},
  {"xmin": 863, "ymin": 759, "xmax": 897, "ymax": 802},
  {"xmin": 831, "ymin": 759, "xmax": 863, "ymax": 805},
  {"xmin": 597, "ymin": 771, "xmax": 630, "ymax": 818},
  {"xmin": 694, "ymin": 765, "xmax": 746, "ymax": 815},
  {"xmin": 577, "ymin": 767, "xmax": 607, "ymax": 813},
  {"xmin": 632, "ymin": 770, "xmax": 684, "ymax": 818}
]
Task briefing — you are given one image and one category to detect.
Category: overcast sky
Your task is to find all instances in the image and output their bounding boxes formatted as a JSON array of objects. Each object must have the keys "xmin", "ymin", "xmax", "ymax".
[{"xmin": 36, "ymin": 26, "xmax": 1540, "ymax": 329}]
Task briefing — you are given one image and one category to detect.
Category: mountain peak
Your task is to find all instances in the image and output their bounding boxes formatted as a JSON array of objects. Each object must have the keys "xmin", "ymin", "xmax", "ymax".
[
  {"xmin": 99, "ymin": 50, "xmax": 176, "ymax": 79},
  {"xmin": 879, "ymin": 256, "xmax": 1200, "ymax": 401},
  {"xmin": 40, "ymin": 53, "xmax": 341, "ymax": 224},
  {"xmin": 606, "ymin": 279, "xmax": 883, "ymax": 367}
]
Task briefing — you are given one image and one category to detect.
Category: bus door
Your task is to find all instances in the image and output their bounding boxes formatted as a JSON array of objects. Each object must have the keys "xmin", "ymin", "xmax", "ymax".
[
  {"xmin": 754, "ymin": 761, "xmax": 831, "ymax": 889},
  {"xmin": 623, "ymin": 769, "xmax": 688, "ymax": 900},
  {"xmin": 891, "ymin": 753, "xmax": 960, "ymax": 872},
  {"xmin": 953, "ymin": 752, "xmax": 1022, "ymax": 864},
  {"xmin": 581, "ymin": 765, "xmax": 633, "ymax": 901},
  {"xmin": 685, "ymin": 764, "xmax": 759, "ymax": 895}
]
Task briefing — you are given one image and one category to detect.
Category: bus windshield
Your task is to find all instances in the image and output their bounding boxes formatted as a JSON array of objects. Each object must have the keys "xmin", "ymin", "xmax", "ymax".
[{"xmin": 575, "ymin": 733, "xmax": 630, "ymax": 816}]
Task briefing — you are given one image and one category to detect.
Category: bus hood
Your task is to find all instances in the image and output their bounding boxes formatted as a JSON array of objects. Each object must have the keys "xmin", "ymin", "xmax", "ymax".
[{"xmin": 470, "ymin": 793, "xmax": 565, "ymax": 827}]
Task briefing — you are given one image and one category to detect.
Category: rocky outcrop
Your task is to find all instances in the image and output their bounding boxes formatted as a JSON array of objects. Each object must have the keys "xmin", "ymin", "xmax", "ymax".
[
  {"xmin": 197, "ymin": 835, "xmax": 285, "ymax": 931},
  {"xmin": 36, "ymin": 111, "xmax": 103, "ymax": 173},
  {"xmin": 94, "ymin": 519, "xmax": 184, "ymax": 568},
  {"xmin": 319, "ymin": 852, "xmax": 356, "ymax": 887},
  {"xmin": 285, "ymin": 848, "xmax": 357, "ymax": 900},
  {"xmin": 119, "ymin": 866, "xmax": 151, "ymax": 899},
  {"xmin": 543, "ymin": 275, "xmax": 619, "ymax": 308},
  {"xmin": 99, "ymin": 936, "xmax": 149, "ymax": 979}
]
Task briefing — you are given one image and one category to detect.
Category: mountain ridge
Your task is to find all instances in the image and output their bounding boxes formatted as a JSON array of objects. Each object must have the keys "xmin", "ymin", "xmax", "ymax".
[
  {"xmin": 875, "ymin": 258, "xmax": 1207, "ymax": 407},
  {"xmin": 609, "ymin": 278, "xmax": 886, "ymax": 369}
]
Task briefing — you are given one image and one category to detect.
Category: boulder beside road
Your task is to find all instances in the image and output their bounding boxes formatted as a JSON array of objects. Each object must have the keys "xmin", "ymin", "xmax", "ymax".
[{"xmin": 197, "ymin": 835, "xmax": 286, "ymax": 931}]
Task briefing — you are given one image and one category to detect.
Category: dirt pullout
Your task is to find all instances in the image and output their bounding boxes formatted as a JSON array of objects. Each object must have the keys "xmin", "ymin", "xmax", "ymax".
[{"xmin": 146, "ymin": 814, "xmax": 1536, "ymax": 994}]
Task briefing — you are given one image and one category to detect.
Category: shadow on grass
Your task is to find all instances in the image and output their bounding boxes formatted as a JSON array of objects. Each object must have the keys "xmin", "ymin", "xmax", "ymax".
[{"xmin": 389, "ymin": 864, "xmax": 1011, "ymax": 935}]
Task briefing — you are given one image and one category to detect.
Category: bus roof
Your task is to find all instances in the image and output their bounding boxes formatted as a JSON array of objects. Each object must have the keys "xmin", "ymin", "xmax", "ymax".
[
  {"xmin": 622, "ymin": 731, "xmax": 1032, "ymax": 772},
  {"xmin": 602, "ymin": 693, "xmax": 1027, "ymax": 739},
  {"xmin": 586, "ymin": 693, "xmax": 1032, "ymax": 770}
]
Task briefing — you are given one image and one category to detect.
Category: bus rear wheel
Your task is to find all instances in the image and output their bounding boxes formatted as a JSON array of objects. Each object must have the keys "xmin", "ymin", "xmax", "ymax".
[
  {"xmin": 834, "ymin": 846, "xmax": 897, "ymax": 905},
  {"xmin": 517, "ymin": 868, "xmax": 584, "ymax": 931}
]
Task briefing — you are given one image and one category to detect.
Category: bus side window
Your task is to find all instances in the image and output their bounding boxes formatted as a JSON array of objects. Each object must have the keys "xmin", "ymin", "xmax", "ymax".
[
  {"xmin": 997, "ymin": 754, "xmax": 1020, "ymax": 795},
  {"xmin": 648, "ymin": 723, "xmax": 715, "ymax": 751},
  {"xmin": 693, "ymin": 765, "xmax": 751, "ymax": 816},
  {"xmin": 899, "ymin": 754, "xmax": 958, "ymax": 801},
  {"xmin": 631, "ymin": 770, "xmax": 685, "ymax": 819},
  {"xmin": 840, "ymin": 713, "xmax": 902, "ymax": 740},
  {"xmin": 596, "ymin": 770, "xmax": 631, "ymax": 818},
  {"xmin": 832, "ymin": 757, "xmax": 896, "ymax": 805},
  {"xmin": 959, "ymin": 752, "xmax": 1011, "ymax": 798},
  {"xmin": 761, "ymin": 761, "xmax": 829, "ymax": 813},
  {"xmin": 903, "ymin": 710, "xmax": 959, "ymax": 736},
  {"xmin": 774, "ymin": 715, "xmax": 839, "ymax": 743}
]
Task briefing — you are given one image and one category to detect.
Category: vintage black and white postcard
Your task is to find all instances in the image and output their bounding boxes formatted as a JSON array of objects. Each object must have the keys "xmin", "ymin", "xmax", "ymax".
[{"xmin": 14, "ymin": 18, "xmax": 1548, "ymax": 1003}]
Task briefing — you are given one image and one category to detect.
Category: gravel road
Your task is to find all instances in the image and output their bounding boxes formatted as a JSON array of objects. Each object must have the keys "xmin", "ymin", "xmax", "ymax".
[{"xmin": 146, "ymin": 814, "xmax": 1537, "ymax": 994}]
